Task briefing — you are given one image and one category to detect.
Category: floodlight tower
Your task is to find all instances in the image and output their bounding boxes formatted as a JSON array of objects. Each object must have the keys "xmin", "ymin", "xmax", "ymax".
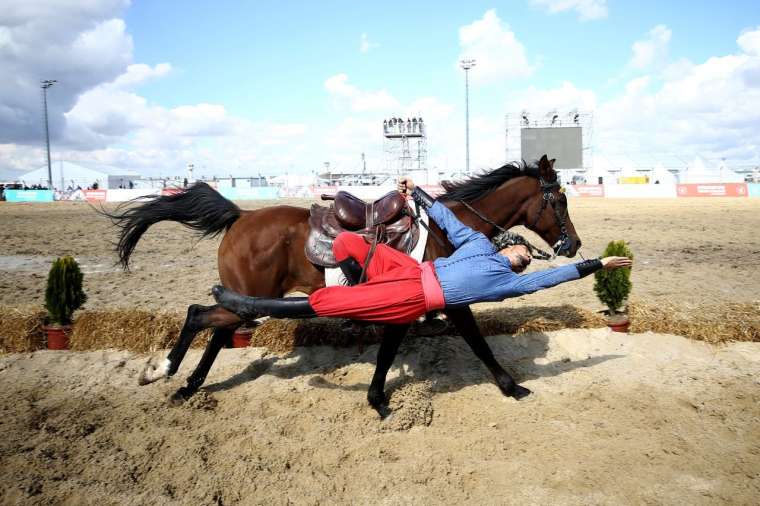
[
  {"xmin": 460, "ymin": 58, "xmax": 476, "ymax": 175},
  {"xmin": 41, "ymin": 79, "xmax": 57, "ymax": 189}
]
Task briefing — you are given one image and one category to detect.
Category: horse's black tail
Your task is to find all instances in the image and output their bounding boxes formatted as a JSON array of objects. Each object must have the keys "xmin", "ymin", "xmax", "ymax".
[{"xmin": 100, "ymin": 182, "xmax": 241, "ymax": 270}]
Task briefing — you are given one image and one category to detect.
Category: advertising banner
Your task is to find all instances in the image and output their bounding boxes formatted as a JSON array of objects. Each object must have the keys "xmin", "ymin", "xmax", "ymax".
[
  {"xmin": 676, "ymin": 183, "xmax": 748, "ymax": 197},
  {"xmin": 748, "ymin": 183, "xmax": 760, "ymax": 197},
  {"xmin": 83, "ymin": 190, "xmax": 108, "ymax": 202},
  {"xmin": 565, "ymin": 184, "xmax": 604, "ymax": 197},
  {"xmin": 4, "ymin": 190, "xmax": 55, "ymax": 202}
]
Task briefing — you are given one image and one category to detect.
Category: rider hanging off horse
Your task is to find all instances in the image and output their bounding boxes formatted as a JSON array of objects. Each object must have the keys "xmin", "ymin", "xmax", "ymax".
[{"xmin": 105, "ymin": 154, "xmax": 630, "ymax": 417}]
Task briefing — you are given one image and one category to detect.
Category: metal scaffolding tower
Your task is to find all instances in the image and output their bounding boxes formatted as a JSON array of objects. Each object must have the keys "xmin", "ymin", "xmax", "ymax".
[{"xmin": 382, "ymin": 117, "xmax": 428, "ymax": 175}]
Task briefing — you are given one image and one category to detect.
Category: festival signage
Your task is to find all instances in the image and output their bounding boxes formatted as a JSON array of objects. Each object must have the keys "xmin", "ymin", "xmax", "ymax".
[
  {"xmin": 3, "ymin": 190, "xmax": 55, "ymax": 202},
  {"xmin": 83, "ymin": 190, "xmax": 107, "ymax": 202},
  {"xmin": 676, "ymin": 183, "xmax": 748, "ymax": 197},
  {"xmin": 565, "ymin": 184, "xmax": 604, "ymax": 197},
  {"xmin": 747, "ymin": 183, "xmax": 760, "ymax": 197}
]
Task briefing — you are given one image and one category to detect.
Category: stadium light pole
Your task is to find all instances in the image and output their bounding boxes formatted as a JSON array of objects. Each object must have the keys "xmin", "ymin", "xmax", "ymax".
[
  {"xmin": 41, "ymin": 79, "xmax": 57, "ymax": 190},
  {"xmin": 460, "ymin": 59, "xmax": 475, "ymax": 175}
]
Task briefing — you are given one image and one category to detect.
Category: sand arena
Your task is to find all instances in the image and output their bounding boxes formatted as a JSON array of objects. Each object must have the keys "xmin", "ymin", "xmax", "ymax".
[{"xmin": 0, "ymin": 197, "xmax": 759, "ymax": 504}]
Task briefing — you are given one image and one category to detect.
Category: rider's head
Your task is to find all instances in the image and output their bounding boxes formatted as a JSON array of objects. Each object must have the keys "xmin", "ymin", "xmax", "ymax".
[{"xmin": 500, "ymin": 244, "xmax": 532, "ymax": 273}]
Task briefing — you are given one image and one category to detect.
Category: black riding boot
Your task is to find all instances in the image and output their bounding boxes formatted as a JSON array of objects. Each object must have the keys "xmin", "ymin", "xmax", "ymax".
[
  {"xmin": 212, "ymin": 285, "xmax": 317, "ymax": 320},
  {"xmin": 338, "ymin": 257, "xmax": 363, "ymax": 286}
]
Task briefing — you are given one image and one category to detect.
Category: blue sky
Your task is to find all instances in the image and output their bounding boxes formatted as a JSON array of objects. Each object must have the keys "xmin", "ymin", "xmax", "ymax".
[{"xmin": 1, "ymin": 0, "xmax": 759, "ymax": 178}]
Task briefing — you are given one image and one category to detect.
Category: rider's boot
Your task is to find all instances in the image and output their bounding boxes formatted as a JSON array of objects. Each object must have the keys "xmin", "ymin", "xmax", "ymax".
[
  {"xmin": 212, "ymin": 285, "xmax": 317, "ymax": 320},
  {"xmin": 337, "ymin": 257, "xmax": 363, "ymax": 286}
]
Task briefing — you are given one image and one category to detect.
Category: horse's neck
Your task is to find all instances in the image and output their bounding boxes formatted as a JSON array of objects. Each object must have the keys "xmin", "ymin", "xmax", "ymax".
[{"xmin": 448, "ymin": 179, "xmax": 534, "ymax": 237}]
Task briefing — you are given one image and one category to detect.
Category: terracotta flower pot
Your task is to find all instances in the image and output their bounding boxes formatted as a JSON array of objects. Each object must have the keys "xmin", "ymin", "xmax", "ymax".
[
  {"xmin": 45, "ymin": 325, "xmax": 71, "ymax": 350},
  {"xmin": 605, "ymin": 312, "xmax": 630, "ymax": 333},
  {"xmin": 231, "ymin": 328, "xmax": 253, "ymax": 348}
]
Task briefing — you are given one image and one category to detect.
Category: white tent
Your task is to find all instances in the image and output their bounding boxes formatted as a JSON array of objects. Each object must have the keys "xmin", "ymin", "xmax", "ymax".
[{"xmin": 17, "ymin": 161, "xmax": 140, "ymax": 190}]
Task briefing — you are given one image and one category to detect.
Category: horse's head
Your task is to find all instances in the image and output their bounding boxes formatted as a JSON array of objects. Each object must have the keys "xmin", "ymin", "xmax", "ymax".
[{"xmin": 522, "ymin": 155, "xmax": 581, "ymax": 257}]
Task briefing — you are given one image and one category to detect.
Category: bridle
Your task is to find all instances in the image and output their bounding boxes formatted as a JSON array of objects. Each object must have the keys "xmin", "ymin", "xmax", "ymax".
[
  {"xmin": 457, "ymin": 176, "xmax": 571, "ymax": 261},
  {"xmin": 529, "ymin": 178, "xmax": 572, "ymax": 257}
]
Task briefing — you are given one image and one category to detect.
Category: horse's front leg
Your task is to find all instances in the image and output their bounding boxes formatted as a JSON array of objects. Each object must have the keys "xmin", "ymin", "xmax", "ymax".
[
  {"xmin": 367, "ymin": 323, "xmax": 409, "ymax": 418},
  {"xmin": 445, "ymin": 306, "xmax": 531, "ymax": 400}
]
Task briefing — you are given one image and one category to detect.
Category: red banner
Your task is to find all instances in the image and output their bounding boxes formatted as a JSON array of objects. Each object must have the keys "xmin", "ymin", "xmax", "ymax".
[
  {"xmin": 567, "ymin": 184, "xmax": 604, "ymax": 197},
  {"xmin": 84, "ymin": 190, "xmax": 107, "ymax": 202},
  {"xmin": 160, "ymin": 187, "xmax": 185, "ymax": 196},
  {"xmin": 676, "ymin": 183, "xmax": 748, "ymax": 197}
]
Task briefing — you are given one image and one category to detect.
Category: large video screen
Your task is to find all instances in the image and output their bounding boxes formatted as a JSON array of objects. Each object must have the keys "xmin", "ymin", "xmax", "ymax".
[{"xmin": 520, "ymin": 127, "xmax": 582, "ymax": 169}]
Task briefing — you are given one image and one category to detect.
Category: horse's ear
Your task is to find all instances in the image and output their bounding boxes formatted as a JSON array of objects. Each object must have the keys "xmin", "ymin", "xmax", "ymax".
[
  {"xmin": 538, "ymin": 154, "xmax": 551, "ymax": 174},
  {"xmin": 549, "ymin": 158, "xmax": 556, "ymax": 169}
]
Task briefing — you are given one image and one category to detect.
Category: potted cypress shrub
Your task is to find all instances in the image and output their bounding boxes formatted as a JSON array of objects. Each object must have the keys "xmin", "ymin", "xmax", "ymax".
[
  {"xmin": 44, "ymin": 256, "xmax": 87, "ymax": 349},
  {"xmin": 593, "ymin": 240, "xmax": 633, "ymax": 332}
]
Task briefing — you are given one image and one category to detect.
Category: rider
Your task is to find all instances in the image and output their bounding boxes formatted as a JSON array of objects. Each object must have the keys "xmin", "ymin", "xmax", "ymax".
[{"xmin": 212, "ymin": 178, "xmax": 632, "ymax": 323}]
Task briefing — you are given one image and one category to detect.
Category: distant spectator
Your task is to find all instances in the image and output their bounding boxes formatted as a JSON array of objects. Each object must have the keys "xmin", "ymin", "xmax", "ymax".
[
  {"xmin": 129, "ymin": 181, "xmax": 134, "ymax": 189},
  {"xmin": 92, "ymin": 181, "xmax": 99, "ymax": 190},
  {"xmin": 183, "ymin": 178, "xmax": 188, "ymax": 188}
]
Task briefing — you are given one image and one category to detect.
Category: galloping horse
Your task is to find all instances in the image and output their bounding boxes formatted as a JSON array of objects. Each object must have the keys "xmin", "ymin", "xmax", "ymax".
[{"xmin": 106, "ymin": 155, "xmax": 581, "ymax": 416}]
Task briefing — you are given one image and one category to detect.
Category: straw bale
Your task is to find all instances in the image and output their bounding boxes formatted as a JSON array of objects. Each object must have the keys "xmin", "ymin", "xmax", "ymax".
[
  {"xmin": 628, "ymin": 300, "xmax": 760, "ymax": 344},
  {"xmin": 0, "ymin": 305, "xmax": 46, "ymax": 353},
  {"xmin": 249, "ymin": 318, "xmax": 383, "ymax": 354},
  {"xmin": 71, "ymin": 309, "xmax": 211, "ymax": 353},
  {"xmin": 475, "ymin": 305, "xmax": 607, "ymax": 336}
]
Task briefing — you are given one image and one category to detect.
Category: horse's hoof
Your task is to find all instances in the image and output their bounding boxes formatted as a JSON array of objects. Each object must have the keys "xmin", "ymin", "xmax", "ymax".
[
  {"xmin": 138, "ymin": 358, "xmax": 170, "ymax": 386},
  {"xmin": 510, "ymin": 384, "xmax": 532, "ymax": 400},
  {"xmin": 169, "ymin": 387, "xmax": 193, "ymax": 405},
  {"xmin": 368, "ymin": 391, "xmax": 391, "ymax": 418},
  {"xmin": 373, "ymin": 403, "xmax": 392, "ymax": 419}
]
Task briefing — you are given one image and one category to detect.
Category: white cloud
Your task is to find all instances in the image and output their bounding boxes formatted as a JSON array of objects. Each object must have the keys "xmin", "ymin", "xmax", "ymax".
[
  {"xmin": 629, "ymin": 25, "xmax": 671, "ymax": 70},
  {"xmin": 360, "ymin": 33, "xmax": 379, "ymax": 53},
  {"xmin": 111, "ymin": 63, "xmax": 172, "ymax": 88},
  {"xmin": 515, "ymin": 28, "xmax": 760, "ymax": 164},
  {"xmin": 457, "ymin": 9, "xmax": 535, "ymax": 85},
  {"xmin": 738, "ymin": 26, "xmax": 760, "ymax": 56},
  {"xmin": 531, "ymin": 0, "xmax": 608, "ymax": 21},
  {"xmin": 324, "ymin": 73, "xmax": 399, "ymax": 112},
  {"xmin": 0, "ymin": 1, "xmax": 132, "ymax": 145}
]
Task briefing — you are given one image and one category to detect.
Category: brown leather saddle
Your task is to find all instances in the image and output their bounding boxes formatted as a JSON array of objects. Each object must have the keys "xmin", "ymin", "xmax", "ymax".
[{"xmin": 305, "ymin": 190, "xmax": 420, "ymax": 268}]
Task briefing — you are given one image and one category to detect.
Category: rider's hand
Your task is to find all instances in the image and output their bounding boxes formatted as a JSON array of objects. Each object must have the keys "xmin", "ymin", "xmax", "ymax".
[
  {"xmin": 601, "ymin": 256, "xmax": 633, "ymax": 270},
  {"xmin": 397, "ymin": 177, "xmax": 415, "ymax": 195}
]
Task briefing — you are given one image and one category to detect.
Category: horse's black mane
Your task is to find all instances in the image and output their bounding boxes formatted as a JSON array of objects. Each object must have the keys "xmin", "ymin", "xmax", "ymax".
[{"xmin": 438, "ymin": 160, "xmax": 541, "ymax": 203}]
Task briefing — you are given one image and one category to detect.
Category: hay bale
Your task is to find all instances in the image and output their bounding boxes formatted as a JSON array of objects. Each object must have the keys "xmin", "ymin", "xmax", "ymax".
[
  {"xmin": 249, "ymin": 317, "xmax": 382, "ymax": 353},
  {"xmin": 71, "ymin": 309, "xmax": 211, "ymax": 352},
  {"xmin": 475, "ymin": 304, "xmax": 606, "ymax": 336},
  {"xmin": 628, "ymin": 300, "xmax": 760, "ymax": 344},
  {"xmin": 0, "ymin": 305, "xmax": 46, "ymax": 353}
]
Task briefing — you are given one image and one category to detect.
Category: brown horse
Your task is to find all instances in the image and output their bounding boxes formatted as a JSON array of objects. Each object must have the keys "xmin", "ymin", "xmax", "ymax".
[{"xmin": 106, "ymin": 155, "xmax": 580, "ymax": 416}]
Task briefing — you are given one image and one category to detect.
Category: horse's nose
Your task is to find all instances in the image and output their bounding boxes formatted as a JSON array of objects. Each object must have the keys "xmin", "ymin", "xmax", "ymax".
[{"xmin": 576, "ymin": 238, "xmax": 582, "ymax": 249}]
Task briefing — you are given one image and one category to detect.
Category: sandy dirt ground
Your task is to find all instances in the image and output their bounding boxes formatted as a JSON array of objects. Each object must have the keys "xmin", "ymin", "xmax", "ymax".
[
  {"xmin": 1, "ymin": 197, "xmax": 759, "ymax": 504},
  {"xmin": 1, "ymin": 330, "xmax": 759, "ymax": 505},
  {"xmin": 1, "ymin": 198, "xmax": 759, "ymax": 312}
]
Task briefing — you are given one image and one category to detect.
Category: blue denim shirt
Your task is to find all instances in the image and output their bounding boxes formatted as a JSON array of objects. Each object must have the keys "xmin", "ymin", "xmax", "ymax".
[{"xmin": 428, "ymin": 201, "xmax": 580, "ymax": 307}]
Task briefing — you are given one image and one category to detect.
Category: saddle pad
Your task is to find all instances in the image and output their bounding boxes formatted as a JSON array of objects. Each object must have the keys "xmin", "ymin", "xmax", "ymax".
[{"xmin": 324, "ymin": 207, "xmax": 430, "ymax": 287}]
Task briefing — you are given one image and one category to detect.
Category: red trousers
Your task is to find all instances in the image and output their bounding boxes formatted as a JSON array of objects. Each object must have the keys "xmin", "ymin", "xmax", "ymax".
[{"xmin": 308, "ymin": 232, "xmax": 429, "ymax": 324}]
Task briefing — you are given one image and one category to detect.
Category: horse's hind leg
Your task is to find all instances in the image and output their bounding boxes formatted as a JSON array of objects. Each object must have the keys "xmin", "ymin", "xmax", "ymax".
[
  {"xmin": 138, "ymin": 304, "xmax": 240, "ymax": 385},
  {"xmin": 445, "ymin": 307, "xmax": 531, "ymax": 400},
  {"xmin": 170, "ymin": 326, "xmax": 235, "ymax": 403}
]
